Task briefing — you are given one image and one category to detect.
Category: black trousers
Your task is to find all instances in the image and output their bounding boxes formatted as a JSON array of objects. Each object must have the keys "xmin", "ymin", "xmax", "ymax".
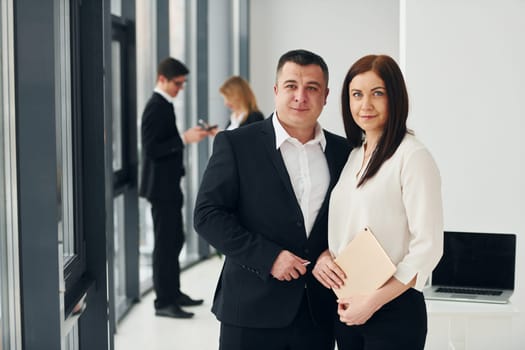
[
  {"xmin": 219, "ymin": 292, "xmax": 334, "ymax": 350},
  {"xmin": 335, "ymin": 288, "xmax": 427, "ymax": 350},
  {"xmin": 150, "ymin": 199, "xmax": 185, "ymax": 309}
]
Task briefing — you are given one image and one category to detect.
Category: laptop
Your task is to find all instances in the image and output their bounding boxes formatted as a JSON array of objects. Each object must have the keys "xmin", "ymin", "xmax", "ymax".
[{"xmin": 424, "ymin": 231, "xmax": 516, "ymax": 304}]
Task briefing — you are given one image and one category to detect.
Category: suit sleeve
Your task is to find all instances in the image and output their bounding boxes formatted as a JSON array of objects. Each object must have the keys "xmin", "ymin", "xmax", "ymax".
[
  {"xmin": 242, "ymin": 111, "xmax": 264, "ymax": 126},
  {"xmin": 141, "ymin": 102, "xmax": 184, "ymax": 160},
  {"xmin": 194, "ymin": 132, "xmax": 282, "ymax": 280}
]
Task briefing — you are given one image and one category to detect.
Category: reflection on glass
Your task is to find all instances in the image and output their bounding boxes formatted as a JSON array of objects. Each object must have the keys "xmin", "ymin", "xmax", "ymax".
[
  {"xmin": 111, "ymin": 40, "xmax": 123, "ymax": 172},
  {"xmin": 113, "ymin": 195, "xmax": 126, "ymax": 317}
]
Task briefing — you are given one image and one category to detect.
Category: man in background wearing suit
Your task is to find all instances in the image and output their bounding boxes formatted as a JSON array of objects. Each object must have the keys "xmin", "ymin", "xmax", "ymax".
[
  {"xmin": 194, "ymin": 49, "xmax": 351, "ymax": 349},
  {"xmin": 139, "ymin": 57, "xmax": 210, "ymax": 319}
]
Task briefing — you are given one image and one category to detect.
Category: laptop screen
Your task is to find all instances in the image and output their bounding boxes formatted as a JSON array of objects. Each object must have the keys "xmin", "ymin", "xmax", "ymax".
[{"xmin": 432, "ymin": 231, "xmax": 516, "ymax": 290}]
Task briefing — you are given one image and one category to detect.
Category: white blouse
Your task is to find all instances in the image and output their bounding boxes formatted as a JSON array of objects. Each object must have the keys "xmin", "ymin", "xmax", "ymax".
[
  {"xmin": 226, "ymin": 112, "xmax": 245, "ymax": 130},
  {"xmin": 328, "ymin": 133, "xmax": 443, "ymax": 291}
]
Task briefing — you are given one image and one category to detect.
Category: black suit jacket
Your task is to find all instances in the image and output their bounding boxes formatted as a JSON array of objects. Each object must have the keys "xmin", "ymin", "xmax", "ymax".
[
  {"xmin": 139, "ymin": 92, "xmax": 185, "ymax": 202},
  {"xmin": 194, "ymin": 117, "xmax": 351, "ymax": 329}
]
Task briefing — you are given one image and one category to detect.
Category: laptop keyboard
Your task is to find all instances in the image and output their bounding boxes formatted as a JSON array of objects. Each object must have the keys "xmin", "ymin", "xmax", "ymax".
[{"xmin": 436, "ymin": 287, "xmax": 502, "ymax": 296}]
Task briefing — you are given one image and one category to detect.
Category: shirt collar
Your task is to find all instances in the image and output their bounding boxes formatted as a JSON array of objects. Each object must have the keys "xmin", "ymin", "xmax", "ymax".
[
  {"xmin": 272, "ymin": 112, "xmax": 326, "ymax": 150},
  {"xmin": 154, "ymin": 87, "xmax": 174, "ymax": 104},
  {"xmin": 231, "ymin": 112, "xmax": 246, "ymax": 123}
]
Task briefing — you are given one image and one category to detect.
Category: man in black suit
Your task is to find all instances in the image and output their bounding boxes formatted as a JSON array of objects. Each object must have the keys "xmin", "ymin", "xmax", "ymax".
[
  {"xmin": 139, "ymin": 57, "xmax": 210, "ymax": 318},
  {"xmin": 194, "ymin": 50, "xmax": 351, "ymax": 349}
]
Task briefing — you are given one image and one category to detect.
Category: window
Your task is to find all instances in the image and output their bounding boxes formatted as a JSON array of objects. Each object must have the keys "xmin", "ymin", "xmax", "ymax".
[
  {"xmin": 111, "ymin": 21, "xmax": 131, "ymax": 189},
  {"xmin": 58, "ymin": 0, "xmax": 87, "ymax": 316},
  {"xmin": 1, "ymin": 0, "xmax": 21, "ymax": 348},
  {"xmin": 113, "ymin": 194, "xmax": 127, "ymax": 316},
  {"xmin": 110, "ymin": 12, "xmax": 139, "ymax": 324},
  {"xmin": 0, "ymin": 3, "xmax": 5, "ymax": 344}
]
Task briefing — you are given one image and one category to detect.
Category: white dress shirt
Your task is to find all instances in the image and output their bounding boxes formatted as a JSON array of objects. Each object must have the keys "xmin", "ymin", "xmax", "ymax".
[
  {"xmin": 154, "ymin": 87, "xmax": 174, "ymax": 103},
  {"xmin": 328, "ymin": 133, "xmax": 443, "ymax": 291},
  {"xmin": 272, "ymin": 113, "xmax": 330, "ymax": 237},
  {"xmin": 226, "ymin": 112, "xmax": 245, "ymax": 130}
]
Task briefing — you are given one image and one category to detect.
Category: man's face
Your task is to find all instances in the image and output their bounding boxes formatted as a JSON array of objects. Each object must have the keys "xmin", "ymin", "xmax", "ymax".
[
  {"xmin": 274, "ymin": 62, "xmax": 329, "ymax": 135},
  {"xmin": 159, "ymin": 75, "xmax": 186, "ymax": 98}
]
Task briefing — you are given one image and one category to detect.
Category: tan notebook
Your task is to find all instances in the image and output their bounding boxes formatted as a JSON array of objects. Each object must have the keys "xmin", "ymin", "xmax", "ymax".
[{"xmin": 333, "ymin": 227, "xmax": 396, "ymax": 299}]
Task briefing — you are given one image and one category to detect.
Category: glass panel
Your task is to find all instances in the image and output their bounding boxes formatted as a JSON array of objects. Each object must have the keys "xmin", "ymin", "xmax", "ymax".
[
  {"xmin": 111, "ymin": 40, "xmax": 123, "ymax": 172},
  {"xmin": 56, "ymin": 0, "xmax": 75, "ymax": 264},
  {"xmin": 0, "ymin": 0, "xmax": 4, "ymax": 341},
  {"xmin": 169, "ymin": 0, "xmax": 199, "ymax": 268},
  {"xmin": 1, "ymin": 0, "xmax": 21, "ymax": 348},
  {"xmin": 0, "ymin": 6, "xmax": 6, "ymax": 343},
  {"xmin": 138, "ymin": 199, "xmax": 153, "ymax": 290},
  {"xmin": 64, "ymin": 324, "xmax": 79, "ymax": 350},
  {"xmin": 136, "ymin": 0, "xmax": 156, "ymax": 293},
  {"xmin": 110, "ymin": 0, "xmax": 121, "ymax": 17},
  {"xmin": 113, "ymin": 195, "xmax": 126, "ymax": 317}
]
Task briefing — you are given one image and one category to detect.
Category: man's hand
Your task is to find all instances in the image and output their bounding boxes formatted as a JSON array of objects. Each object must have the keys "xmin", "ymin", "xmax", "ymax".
[
  {"xmin": 183, "ymin": 126, "xmax": 210, "ymax": 144},
  {"xmin": 270, "ymin": 250, "xmax": 310, "ymax": 281}
]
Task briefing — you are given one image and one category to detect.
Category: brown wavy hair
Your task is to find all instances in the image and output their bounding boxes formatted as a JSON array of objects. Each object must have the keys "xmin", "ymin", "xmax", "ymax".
[{"xmin": 341, "ymin": 55, "xmax": 410, "ymax": 187}]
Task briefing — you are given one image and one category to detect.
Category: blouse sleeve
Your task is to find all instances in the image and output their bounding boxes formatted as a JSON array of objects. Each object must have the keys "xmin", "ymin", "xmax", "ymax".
[{"xmin": 394, "ymin": 148, "xmax": 444, "ymax": 290}]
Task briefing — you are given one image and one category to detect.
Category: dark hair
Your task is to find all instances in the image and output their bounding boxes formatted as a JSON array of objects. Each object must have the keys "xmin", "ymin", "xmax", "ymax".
[
  {"xmin": 276, "ymin": 49, "xmax": 329, "ymax": 85},
  {"xmin": 157, "ymin": 57, "xmax": 189, "ymax": 79},
  {"xmin": 341, "ymin": 54, "xmax": 409, "ymax": 187}
]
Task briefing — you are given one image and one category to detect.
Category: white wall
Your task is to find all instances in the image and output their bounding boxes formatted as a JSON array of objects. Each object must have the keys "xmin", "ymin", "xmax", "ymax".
[
  {"xmin": 250, "ymin": 0, "xmax": 525, "ymax": 348},
  {"xmin": 250, "ymin": 0, "xmax": 399, "ymax": 133},
  {"xmin": 403, "ymin": 1, "xmax": 525, "ymax": 348}
]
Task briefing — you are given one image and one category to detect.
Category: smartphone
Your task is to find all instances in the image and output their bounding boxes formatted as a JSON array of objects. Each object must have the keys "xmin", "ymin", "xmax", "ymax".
[{"xmin": 198, "ymin": 119, "xmax": 218, "ymax": 131}]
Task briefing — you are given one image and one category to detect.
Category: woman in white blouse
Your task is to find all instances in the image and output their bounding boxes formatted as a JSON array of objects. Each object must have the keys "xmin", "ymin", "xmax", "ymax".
[{"xmin": 312, "ymin": 54, "xmax": 443, "ymax": 350}]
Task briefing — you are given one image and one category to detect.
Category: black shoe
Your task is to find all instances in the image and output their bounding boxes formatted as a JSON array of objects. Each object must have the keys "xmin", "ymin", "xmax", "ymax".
[
  {"xmin": 155, "ymin": 305, "xmax": 194, "ymax": 319},
  {"xmin": 177, "ymin": 292, "xmax": 204, "ymax": 307}
]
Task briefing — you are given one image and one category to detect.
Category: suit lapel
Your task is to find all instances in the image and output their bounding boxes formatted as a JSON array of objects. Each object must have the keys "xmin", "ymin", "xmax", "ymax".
[
  {"xmin": 260, "ymin": 119, "xmax": 297, "ymax": 200},
  {"xmin": 260, "ymin": 121, "xmax": 342, "ymax": 238}
]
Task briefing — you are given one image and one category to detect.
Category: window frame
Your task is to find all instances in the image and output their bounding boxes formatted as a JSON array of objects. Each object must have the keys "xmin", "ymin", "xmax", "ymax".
[{"xmin": 62, "ymin": 0, "xmax": 88, "ymax": 317}]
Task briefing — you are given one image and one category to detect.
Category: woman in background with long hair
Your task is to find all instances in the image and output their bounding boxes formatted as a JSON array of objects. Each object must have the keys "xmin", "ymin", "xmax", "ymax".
[{"xmin": 219, "ymin": 75, "xmax": 264, "ymax": 131}]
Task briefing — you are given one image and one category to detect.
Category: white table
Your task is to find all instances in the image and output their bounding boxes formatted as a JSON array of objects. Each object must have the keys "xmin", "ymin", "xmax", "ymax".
[{"xmin": 425, "ymin": 299, "xmax": 519, "ymax": 350}]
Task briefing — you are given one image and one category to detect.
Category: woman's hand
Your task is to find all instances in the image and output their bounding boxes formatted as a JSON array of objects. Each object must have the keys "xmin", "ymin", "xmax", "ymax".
[
  {"xmin": 312, "ymin": 249, "xmax": 346, "ymax": 289},
  {"xmin": 337, "ymin": 293, "xmax": 381, "ymax": 326},
  {"xmin": 337, "ymin": 276, "xmax": 415, "ymax": 326}
]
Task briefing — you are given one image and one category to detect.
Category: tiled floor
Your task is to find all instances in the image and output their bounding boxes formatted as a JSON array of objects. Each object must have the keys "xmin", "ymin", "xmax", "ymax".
[{"xmin": 114, "ymin": 255, "xmax": 223, "ymax": 350}]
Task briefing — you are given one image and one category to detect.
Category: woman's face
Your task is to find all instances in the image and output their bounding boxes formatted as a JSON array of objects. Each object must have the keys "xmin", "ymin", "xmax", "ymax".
[
  {"xmin": 348, "ymin": 70, "xmax": 389, "ymax": 139},
  {"xmin": 222, "ymin": 94, "xmax": 240, "ymax": 113}
]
